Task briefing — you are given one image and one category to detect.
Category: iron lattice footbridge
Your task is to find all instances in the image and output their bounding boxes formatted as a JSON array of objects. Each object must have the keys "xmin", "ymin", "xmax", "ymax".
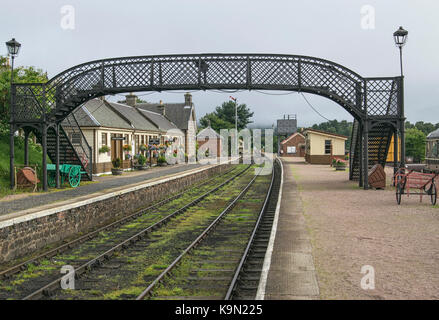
[{"xmin": 10, "ymin": 53, "xmax": 405, "ymax": 190}]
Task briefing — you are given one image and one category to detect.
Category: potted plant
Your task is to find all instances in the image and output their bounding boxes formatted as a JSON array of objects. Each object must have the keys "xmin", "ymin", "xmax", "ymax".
[
  {"xmin": 135, "ymin": 154, "xmax": 148, "ymax": 170},
  {"xmin": 157, "ymin": 155, "xmax": 167, "ymax": 166},
  {"xmin": 334, "ymin": 159, "xmax": 347, "ymax": 171},
  {"xmin": 122, "ymin": 144, "xmax": 132, "ymax": 152},
  {"xmin": 111, "ymin": 157, "xmax": 123, "ymax": 175}
]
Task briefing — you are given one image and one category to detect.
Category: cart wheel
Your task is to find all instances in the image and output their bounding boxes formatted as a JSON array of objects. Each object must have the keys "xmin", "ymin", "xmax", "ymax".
[
  {"xmin": 48, "ymin": 172, "xmax": 56, "ymax": 188},
  {"xmin": 68, "ymin": 166, "xmax": 81, "ymax": 188},
  {"xmin": 430, "ymin": 183, "xmax": 437, "ymax": 205},
  {"xmin": 396, "ymin": 183, "xmax": 403, "ymax": 205}
]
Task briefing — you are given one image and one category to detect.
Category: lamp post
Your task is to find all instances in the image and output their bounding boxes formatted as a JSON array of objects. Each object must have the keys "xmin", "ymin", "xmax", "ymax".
[
  {"xmin": 6, "ymin": 38, "xmax": 21, "ymax": 189},
  {"xmin": 393, "ymin": 26, "xmax": 408, "ymax": 77},
  {"xmin": 393, "ymin": 27, "xmax": 408, "ymax": 170},
  {"xmin": 230, "ymin": 96, "xmax": 238, "ymax": 156}
]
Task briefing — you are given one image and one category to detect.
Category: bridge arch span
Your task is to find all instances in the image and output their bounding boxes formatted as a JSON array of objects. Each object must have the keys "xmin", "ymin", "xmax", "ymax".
[{"xmin": 10, "ymin": 53, "xmax": 405, "ymax": 190}]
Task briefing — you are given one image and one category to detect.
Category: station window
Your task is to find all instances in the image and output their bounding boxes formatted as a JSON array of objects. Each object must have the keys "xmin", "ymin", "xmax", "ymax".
[
  {"xmin": 101, "ymin": 133, "xmax": 107, "ymax": 146},
  {"xmin": 324, "ymin": 140, "xmax": 332, "ymax": 154}
]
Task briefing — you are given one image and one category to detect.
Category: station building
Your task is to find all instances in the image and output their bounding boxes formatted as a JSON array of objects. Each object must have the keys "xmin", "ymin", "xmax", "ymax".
[
  {"xmin": 303, "ymin": 128, "xmax": 347, "ymax": 164},
  {"xmin": 74, "ymin": 95, "xmax": 193, "ymax": 174}
]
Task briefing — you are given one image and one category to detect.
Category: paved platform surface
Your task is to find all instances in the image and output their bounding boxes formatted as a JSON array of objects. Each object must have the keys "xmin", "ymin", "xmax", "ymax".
[
  {"xmin": 0, "ymin": 163, "xmax": 202, "ymax": 216},
  {"xmin": 268, "ymin": 157, "xmax": 439, "ymax": 300},
  {"xmin": 264, "ymin": 157, "xmax": 320, "ymax": 300}
]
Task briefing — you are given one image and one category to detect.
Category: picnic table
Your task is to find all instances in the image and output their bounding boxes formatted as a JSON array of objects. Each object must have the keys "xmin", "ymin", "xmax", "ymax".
[{"xmin": 47, "ymin": 164, "xmax": 84, "ymax": 188}]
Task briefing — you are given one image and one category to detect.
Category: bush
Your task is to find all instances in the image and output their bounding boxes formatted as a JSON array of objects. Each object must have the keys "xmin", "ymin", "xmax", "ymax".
[
  {"xmin": 112, "ymin": 157, "xmax": 121, "ymax": 168},
  {"xmin": 157, "ymin": 155, "xmax": 166, "ymax": 164}
]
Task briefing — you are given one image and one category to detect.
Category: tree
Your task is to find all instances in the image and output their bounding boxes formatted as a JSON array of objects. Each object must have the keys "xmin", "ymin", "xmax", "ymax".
[
  {"xmin": 199, "ymin": 101, "xmax": 254, "ymax": 132},
  {"xmin": 0, "ymin": 56, "xmax": 48, "ymax": 132},
  {"xmin": 405, "ymin": 121, "xmax": 439, "ymax": 136},
  {"xmin": 405, "ymin": 128, "xmax": 426, "ymax": 163},
  {"xmin": 199, "ymin": 113, "xmax": 234, "ymax": 132}
]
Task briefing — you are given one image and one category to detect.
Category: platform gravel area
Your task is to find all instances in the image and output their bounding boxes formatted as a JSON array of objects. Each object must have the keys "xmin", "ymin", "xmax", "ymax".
[{"xmin": 286, "ymin": 157, "xmax": 439, "ymax": 300}]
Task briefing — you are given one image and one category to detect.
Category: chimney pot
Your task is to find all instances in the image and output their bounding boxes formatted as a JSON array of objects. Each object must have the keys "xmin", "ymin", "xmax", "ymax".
[
  {"xmin": 126, "ymin": 93, "xmax": 137, "ymax": 107},
  {"xmin": 184, "ymin": 92, "xmax": 192, "ymax": 107},
  {"xmin": 158, "ymin": 101, "xmax": 166, "ymax": 116}
]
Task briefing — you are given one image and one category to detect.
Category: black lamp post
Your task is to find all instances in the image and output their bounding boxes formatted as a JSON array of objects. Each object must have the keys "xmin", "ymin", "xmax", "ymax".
[
  {"xmin": 393, "ymin": 26, "xmax": 408, "ymax": 77},
  {"xmin": 393, "ymin": 27, "xmax": 408, "ymax": 171},
  {"xmin": 6, "ymin": 38, "xmax": 21, "ymax": 189}
]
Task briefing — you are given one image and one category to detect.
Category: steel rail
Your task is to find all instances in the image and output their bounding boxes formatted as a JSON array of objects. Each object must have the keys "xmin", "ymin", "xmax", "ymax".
[
  {"xmin": 0, "ymin": 166, "xmax": 239, "ymax": 280},
  {"xmin": 21, "ymin": 165, "xmax": 250, "ymax": 300},
  {"xmin": 136, "ymin": 166, "xmax": 266, "ymax": 300},
  {"xmin": 224, "ymin": 158, "xmax": 278, "ymax": 300}
]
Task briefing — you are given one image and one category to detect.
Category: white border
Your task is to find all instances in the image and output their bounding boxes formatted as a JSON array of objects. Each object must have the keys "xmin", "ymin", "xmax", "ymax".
[{"xmin": 255, "ymin": 157, "xmax": 284, "ymax": 300}]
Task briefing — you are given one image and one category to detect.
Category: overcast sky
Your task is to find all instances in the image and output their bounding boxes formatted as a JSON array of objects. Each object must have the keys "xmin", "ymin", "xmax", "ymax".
[{"xmin": 1, "ymin": 0, "xmax": 438, "ymax": 127}]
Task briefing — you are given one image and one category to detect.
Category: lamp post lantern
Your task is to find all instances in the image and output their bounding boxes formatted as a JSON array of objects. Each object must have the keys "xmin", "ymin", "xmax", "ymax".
[
  {"xmin": 393, "ymin": 26, "xmax": 408, "ymax": 77},
  {"xmin": 6, "ymin": 38, "xmax": 21, "ymax": 189}
]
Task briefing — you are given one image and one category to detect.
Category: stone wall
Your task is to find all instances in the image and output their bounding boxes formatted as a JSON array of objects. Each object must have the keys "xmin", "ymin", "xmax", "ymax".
[{"xmin": 0, "ymin": 163, "xmax": 231, "ymax": 263}]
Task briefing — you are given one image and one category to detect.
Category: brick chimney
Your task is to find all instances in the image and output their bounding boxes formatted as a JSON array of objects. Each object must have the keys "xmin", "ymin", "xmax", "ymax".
[
  {"xmin": 158, "ymin": 100, "xmax": 166, "ymax": 116},
  {"xmin": 126, "ymin": 93, "xmax": 137, "ymax": 107},
  {"xmin": 184, "ymin": 92, "xmax": 192, "ymax": 106}
]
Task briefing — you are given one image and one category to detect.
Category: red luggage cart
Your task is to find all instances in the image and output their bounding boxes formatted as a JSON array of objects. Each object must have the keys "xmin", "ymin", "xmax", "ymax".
[{"xmin": 394, "ymin": 168, "xmax": 438, "ymax": 205}]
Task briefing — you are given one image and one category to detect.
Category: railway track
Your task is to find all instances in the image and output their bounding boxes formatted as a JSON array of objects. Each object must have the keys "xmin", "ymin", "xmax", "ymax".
[
  {"xmin": 1, "ymin": 157, "xmax": 281, "ymax": 300},
  {"xmin": 136, "ymin": 158, "xmax": 281, "ymax": 300},
  {"xmin": 0, "ymin": 164, "xmax": 251, "ymax": 299},
  {"xmin": 226, "ymin": 158, "xmax": 281, "ymax": 300}
]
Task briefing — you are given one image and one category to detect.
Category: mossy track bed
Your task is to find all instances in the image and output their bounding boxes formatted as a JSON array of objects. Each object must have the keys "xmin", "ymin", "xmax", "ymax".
[
  {"xmin": 0, "ymin": 165, "xmax": 249, "ymax": 300},
  {"xmin": 149, "ymin": 172, "xmax": 271, "ymax": 300},
  {"xmin": 50, "ymin": 167, "xmax": 266, "ymax": 300}
]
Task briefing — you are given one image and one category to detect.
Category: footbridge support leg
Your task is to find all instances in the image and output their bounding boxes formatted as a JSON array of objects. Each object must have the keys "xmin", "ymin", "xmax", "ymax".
[
  {"xmin": 56, "ymin": 124, "xmax": 60, "ymax": 189},
  {"xmin": 363, "ymin": 121, "xmax": 369, "ymax": 190},
  {"xmin": 42, "ymin": 125, "xmax": 48, "ymax": 192}
]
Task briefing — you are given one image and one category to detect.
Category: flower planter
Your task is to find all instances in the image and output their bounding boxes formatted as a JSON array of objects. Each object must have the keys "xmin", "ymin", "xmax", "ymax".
[
  {"xmin": 134, "ymin": 165, "xmax": 149, "ymax": 170},
  {"xmin": 335, "ymin": 164, "xmax": 347, "ymax": 171},
  {"xmin": 111, "ymin": 168, "xmax": 123, "ymax": 175},
  {"xmin": 158, "ymin": 163, "xmax": 167, "ymax": 167}
]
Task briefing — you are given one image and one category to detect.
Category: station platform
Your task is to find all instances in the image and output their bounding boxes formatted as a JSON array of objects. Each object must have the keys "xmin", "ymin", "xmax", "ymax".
[
  {"xmin": 258, "ymin": 157, "xmax": 320, "ymax": 300},
  {"xmin": 0, "ymin": 163, "xmax": 204, "ymax": 221}
]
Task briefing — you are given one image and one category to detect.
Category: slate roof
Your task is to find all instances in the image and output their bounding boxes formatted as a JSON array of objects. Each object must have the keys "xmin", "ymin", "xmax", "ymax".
[
  {"xmin": 137, "ymin": 109, "xmax": 183, "ymax": 134},
  {"xmin": 136, "ymin": 103, "xmax": 194, "ymax": 130},
  {"xmin": 105, "ymin": 101, "xmax": 159, "ymax": 132},
  {"xmin": 75, "ymin": 99, "xmax": 186, "ymax": 136},
  {"xmin": 197, "ymin": 126, "xmax": 223, "ymax": 140},
  {"xmin": 74, "ymin": 99, "xmax": 133, "ymax": 130},
  {"xmin": 427, "ymin": 128, "xmax": 439, "ymax": 139}
]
